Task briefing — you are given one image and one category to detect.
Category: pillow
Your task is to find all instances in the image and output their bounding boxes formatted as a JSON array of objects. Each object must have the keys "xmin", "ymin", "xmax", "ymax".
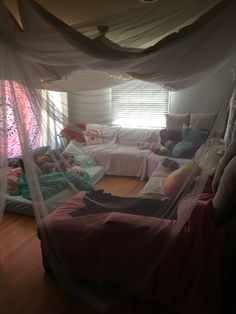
[
  {"xmin": 61, "ymin": 124, "xmax": 86, "ymax": 143},
  {"xmin": 83, "ymin": 128, "xmax": 103, "ymax": 145},
  {"xmin": 212, "ymin": 141, "xmax": 236, "ymax": 193},
  {"xmin": 7, "ymin": 167, "xmax": 23, "ymax": 194},
  {"xmin": 190, "ymin": 113, "xmax": 216, "ymax": 130},
  {"xmin": 86, "ymin": 124, "xmax": 120, "ymax": 144},
  {"xmin": 212, "ymin": 156, "xmax": 236, "ymax": 224},
  {"xmin": 118, "ymin": 128, "xmax": 155, "ymax": 146},
  {"xmin": 194, "ymin": 139, "xmax": 225, "ymax": 176},
  {"xmin": 182, "ymin": 127, "xmax": 208, "ymax": 148},
  {"xmin": 64, "ymin": 140, "xmax": 97, "ymax": 167},
  {"xmin": 172, "ymin": 141, "xmax": 196, "ymax": 159},
  {"xmin": 138, "ymin": 176, "xmax": 167, "ymax": 200},
  {"xmin": 163, "ymin": 162, "xmax": 200, "ymax": 196},
  {"xmin": 138, "ymin": 164, "xmax": 171, "ymax": 200},
  {"xmin": 166, "ymin": 113, "xmax": 190, "ymax": 131}
]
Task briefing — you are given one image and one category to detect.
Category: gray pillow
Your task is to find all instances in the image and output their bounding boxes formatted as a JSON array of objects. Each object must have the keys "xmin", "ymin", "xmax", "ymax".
[
  {"xmin": 212, "ymin": 141, "xmax": 236, "ymax": 193},
  {"xmin": 212, "ymin": 156, "xmax": 236, "ymax": 224}
]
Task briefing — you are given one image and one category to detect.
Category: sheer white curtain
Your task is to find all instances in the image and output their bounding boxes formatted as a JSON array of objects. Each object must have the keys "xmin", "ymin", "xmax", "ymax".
[{"xmin": 41, "ymin": 90, "xmax": 68, "ymax": 148}]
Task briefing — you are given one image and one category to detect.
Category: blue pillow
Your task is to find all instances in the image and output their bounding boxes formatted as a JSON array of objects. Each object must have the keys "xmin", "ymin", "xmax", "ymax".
[
  {"xmin": 172, "ymin": 141, "xmax": 196, "ymax": 158},
  {"xmin": 182, "ymin": 127, "xmax": 208, "ymax": 148}
]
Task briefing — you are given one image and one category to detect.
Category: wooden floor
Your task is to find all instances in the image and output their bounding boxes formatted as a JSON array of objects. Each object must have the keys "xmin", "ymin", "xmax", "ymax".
[{"xmin": 0, "ymin": 176, "xmax": 146, "ymax": 314}]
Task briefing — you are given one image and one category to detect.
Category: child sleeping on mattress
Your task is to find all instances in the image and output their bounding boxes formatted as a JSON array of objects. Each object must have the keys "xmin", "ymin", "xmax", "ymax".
[
  {"xmin": 34, "ymin": 150, "xmax": 84, "ymax": 175},
  {"xmin": 16, "ymin": 157, "xmax": 93, "ymax": 200}
]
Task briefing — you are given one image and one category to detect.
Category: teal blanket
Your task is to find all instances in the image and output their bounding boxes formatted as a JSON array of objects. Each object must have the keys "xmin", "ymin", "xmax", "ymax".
[{"xmin": 17, "ymin": 171, "xmax": 93, "ymax": 200}]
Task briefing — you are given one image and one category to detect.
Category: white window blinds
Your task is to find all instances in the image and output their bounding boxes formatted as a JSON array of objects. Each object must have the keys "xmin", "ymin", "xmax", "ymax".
[{"xmin": 112, "ymin": 83, "xmax": 169, "ymax": 128}]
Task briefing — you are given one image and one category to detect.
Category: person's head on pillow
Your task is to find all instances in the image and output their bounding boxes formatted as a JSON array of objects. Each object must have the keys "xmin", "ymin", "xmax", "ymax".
[{"xmin": 212, "ymin": 141, "xmax": 236, "ymax": 193}]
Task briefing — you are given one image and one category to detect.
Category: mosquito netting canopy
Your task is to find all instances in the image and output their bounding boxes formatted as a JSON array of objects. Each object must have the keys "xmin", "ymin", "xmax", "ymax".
[{"xmin": 1, "ymin": 0, "xmax": 236, "ymax": 312}]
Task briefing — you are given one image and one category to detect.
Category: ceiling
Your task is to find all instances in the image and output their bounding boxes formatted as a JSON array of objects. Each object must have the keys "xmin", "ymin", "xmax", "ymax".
[
  {"xmin": 3, "ymin": 0, "xmax": 219, "ymax": 49},
  {"xmin": 4, "ymin": 0, "xmax": 146, "ymax": 25}
]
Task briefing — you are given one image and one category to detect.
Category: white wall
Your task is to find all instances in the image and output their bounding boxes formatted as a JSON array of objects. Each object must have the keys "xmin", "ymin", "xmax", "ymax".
[{"xmin": 169, "ymin": 63, "xmax": 234, "ymax": 115}]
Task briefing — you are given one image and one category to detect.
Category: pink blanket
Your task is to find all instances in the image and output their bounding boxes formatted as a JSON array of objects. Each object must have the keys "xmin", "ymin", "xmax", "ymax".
[{"xmin": 41, "ymin": 189, "xmax": 225, "ymax": 314}]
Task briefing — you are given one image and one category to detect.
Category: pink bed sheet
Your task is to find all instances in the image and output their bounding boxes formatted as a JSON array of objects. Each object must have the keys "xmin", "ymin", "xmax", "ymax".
[{"xmin": 40, "ymin": 189, "xmax": 225, "ymax": 314}]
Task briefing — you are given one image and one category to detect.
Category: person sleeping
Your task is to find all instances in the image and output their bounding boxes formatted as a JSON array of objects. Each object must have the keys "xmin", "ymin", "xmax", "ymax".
[
  {"xmin": 34, "ymin": 150, "xmax": 84, "ymax": 175},
  {"xmin": 17, "ymin": 155, "xmax": 93, "ymax": 200}
]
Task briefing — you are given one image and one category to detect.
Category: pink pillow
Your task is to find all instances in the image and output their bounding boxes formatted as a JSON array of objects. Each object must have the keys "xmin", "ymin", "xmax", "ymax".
[
  {"xmin": 163, "ymin": 162, "xmax": 200, "ymax": 196},
  {"xmin": 7, "ymin": 167, "xmax": 23, "ymax": 194}
]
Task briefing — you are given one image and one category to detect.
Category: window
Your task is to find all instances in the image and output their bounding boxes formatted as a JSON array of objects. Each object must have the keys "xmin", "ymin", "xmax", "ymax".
[
  {"xmin": 112, "ymin": 83, "xmax": 169, "ymax": 128},
  {"xmin": 41, "ymin": 90, "xmax": 68, "ymax": 148}
]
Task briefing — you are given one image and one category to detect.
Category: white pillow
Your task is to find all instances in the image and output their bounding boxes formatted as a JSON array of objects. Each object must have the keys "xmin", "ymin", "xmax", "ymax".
[
  {"xmin": 166, "ymin": 113, "xmax": 190, "ymax": 131},
  {"xmin": 83, "ymin": 128, "xmax": 103, "ymax": 145},
  {"xmin": 138, "ymin": 164, "xmax": 171, "ymax": 200},
  {"xmin": 190, "ymin": 113, "xmax": 216, "ymax": 130},
  {"xmin": 86, "ymin": 124, "xmax": 119, "ymax": 144},
  {"xmin": 138, "ymin": 176, "xmax": 167, "ymax": 200},
  {"xmin": 118, "ymin": 128, "xmax": 155, "ymax": 146}
]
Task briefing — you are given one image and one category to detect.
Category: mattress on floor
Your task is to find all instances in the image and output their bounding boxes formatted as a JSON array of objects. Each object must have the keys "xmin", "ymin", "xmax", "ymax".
[
  {"xmin": 5, "ymin": 189, "xmax": 78, "ymax": 217},
  {"xmin": 5, "ymin": 195, "xmax": 33, "ymax": 216},
  {"xmin": 85, "ymin": 165, "xmax": 105, "ymax": 184},
  {"xmin": 4, "ymin": 166, "xmax": 104, "ymax": 217}
]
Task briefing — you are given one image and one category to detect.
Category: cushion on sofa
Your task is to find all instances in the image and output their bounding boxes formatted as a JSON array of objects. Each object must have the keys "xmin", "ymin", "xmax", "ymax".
[
  {"xmin": 86, "ymin": 124, "xmax": 120, "ymax": 144},
  {"xmin": 83, "ymin": 128, "xmax": 103, "ymax": 145},
  {"xmin": 190, "ymin": 113, "xmax": 216, "ymax": 130},
  {"xmin": 194, "ymin": 138, "xmax": 225, "ymax": 176},
  {"xmin": 172, "ymin": 141, "xmax": 196, "ymax": 158},
  {"xmin": 166, "ymin": 113, "xmax": 190, "ymax": 131},
  {"xmin": 138, "ymin": 176, "xmax": 167, "ymax": 200},
  {"xmin": 212, "ymin": 141, "xmax": 236, "ymax": 193},
  {"xmin": 138, "ymin": 164, "xmax": 171, "ymax": 200},
  {"xmin": 182, "ymin": 127, "xmax": 208, "ymax": 147},
  {"xmin": 118, "ymin": 128, "xmax": 156, "ymax": 146},
  {"xmin": 61, "ymin": 124, "xmax": 86, "ymax": 143},
  {"xmin": 212, "ymin": 156, "xmax": 236, "ymax": 223},
  {"xmin": 163, "ymin": 161, "xmax": 200, "ymax": 196}
]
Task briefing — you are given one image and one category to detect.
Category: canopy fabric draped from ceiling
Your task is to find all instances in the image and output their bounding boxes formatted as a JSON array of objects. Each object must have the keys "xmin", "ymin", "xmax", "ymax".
[
  {"xmin": 0, "ymin": 1, "xmax": 236, "ymax": 312},
  {"xmin": 0, "ymin": 0, "xmax": 235, "ymax": 91}
]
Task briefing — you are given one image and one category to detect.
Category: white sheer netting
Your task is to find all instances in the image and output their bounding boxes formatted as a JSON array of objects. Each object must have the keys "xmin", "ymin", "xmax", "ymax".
[{"xmin": 0, "ymin": 0, "xmax": 236, "ymax": 313}]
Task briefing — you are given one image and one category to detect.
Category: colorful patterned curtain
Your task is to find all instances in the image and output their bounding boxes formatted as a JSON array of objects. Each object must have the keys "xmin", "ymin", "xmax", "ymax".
[{"xmin": 0, "ymin": 81, "xmax": 40, "ymax": 157}]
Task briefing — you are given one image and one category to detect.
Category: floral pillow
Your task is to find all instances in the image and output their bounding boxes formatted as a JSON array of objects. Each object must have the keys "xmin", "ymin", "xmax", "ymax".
[{"xmin": 83, "ymin": 128, "xmax": 103, "ymax": 145}]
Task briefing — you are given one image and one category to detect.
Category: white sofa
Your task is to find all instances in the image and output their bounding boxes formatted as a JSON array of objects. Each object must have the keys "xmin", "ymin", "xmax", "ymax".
[
  {"xmin": 67, "ymin": 123, "xmax": 190, "ymax": 180},
  {"xmin": 62, "ymin": 112, "xmax": 217, "ymax": 180},
  {"xmin": 83, "ymin": 124, "xmax": 157, "ymax": 179},
  {"xmin": 62, "ymin": 121, "xmax": 225, "ymax": 203}
]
